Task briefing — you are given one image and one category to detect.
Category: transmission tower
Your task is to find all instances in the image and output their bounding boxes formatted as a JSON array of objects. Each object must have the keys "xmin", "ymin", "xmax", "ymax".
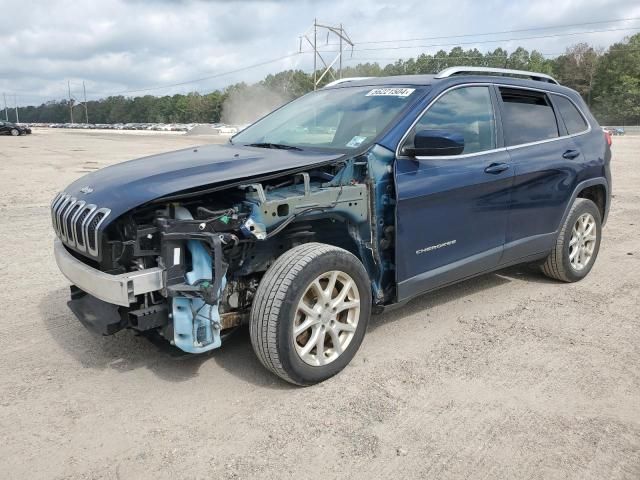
[
  {"xmin": 67, "ymin": 81, "xmax": 89, "ymax": 124},
  {"xmin": 300, "ymin": 19, "xmax": 354, "ymax": 90}
]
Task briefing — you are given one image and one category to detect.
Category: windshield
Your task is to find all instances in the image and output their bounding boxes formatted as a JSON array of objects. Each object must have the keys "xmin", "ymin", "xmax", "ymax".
[{"xmin": 232, "ymin": 86, "xmax": 424, "ymax": 152}]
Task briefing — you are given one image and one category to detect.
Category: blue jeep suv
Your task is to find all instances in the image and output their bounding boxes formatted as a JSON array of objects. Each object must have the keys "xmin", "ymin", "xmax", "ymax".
[{"xmin": 52, "ymin": 67, "xmax": 611, "ymax": 385}]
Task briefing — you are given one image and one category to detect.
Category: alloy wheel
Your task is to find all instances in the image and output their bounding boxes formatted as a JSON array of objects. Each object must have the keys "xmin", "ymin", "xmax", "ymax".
[
  {"xmin": 293, "ymin": 270, "xmax": 360, "ymax": 366},
  {"xmin": 569, "ymin": 212, "xmax": 597, "ymax": 271}
]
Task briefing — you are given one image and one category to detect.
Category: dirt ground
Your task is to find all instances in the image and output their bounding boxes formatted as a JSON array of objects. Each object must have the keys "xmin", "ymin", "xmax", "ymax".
[{"xmin": 0, "ymin": 129, "xmax": 638, "ymax": 480}]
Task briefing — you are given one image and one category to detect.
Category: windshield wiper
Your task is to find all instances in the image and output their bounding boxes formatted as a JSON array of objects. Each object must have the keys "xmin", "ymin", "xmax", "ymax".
[{"xmin": 246, "ymin": 142, "xmax": 303, "ymax": 151}]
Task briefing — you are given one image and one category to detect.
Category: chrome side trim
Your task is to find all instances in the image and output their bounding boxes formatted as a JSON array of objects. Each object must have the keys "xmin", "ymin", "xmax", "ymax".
[{"xmin": 54, "ymin": 240, "xmax": 164, "ymax": 306}]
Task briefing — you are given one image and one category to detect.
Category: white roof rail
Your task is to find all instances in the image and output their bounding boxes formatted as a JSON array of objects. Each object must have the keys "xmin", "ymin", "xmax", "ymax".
[
  {"xmin": 435, "ymin": 66, "xmax": 559, "ymax": 85},
  {"xmin": 323, "ymin": 77, "xmax": 372, "ymax": 88}
]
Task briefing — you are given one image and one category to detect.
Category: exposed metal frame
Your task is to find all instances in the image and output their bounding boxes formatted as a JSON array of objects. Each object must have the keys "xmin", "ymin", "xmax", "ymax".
[{"xmin": 435, "ymin": 66, "xmax": 559, "ymax": 85}]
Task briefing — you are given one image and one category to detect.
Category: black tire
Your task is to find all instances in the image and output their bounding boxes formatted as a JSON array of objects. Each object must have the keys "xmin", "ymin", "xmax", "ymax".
[
  {"xmin": 10, "ymin": 128, "xmax": 19, "ymax": 136},
  {"xmin": 250, "ymin": 242, "xmax": 372, "ymax": 386},
  {"xmin": 541, "ymin": 198, "xmax": 602, "ymax": 282}
]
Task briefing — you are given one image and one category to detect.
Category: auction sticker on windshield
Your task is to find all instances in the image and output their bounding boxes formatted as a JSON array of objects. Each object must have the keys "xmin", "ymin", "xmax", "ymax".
[
  {"xmin": 366, "ymin": 88, "xmax": 415, "ymax": 97},
  {"xmin": 346, "ymin": 136, "xmax": 367, "ymax": 148}
]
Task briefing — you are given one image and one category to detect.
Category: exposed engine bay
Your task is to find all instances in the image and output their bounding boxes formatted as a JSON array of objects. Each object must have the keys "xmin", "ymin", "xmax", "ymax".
[{"xmin": 71, "ymin": 147, "xmax": 396, "ymax": 353}]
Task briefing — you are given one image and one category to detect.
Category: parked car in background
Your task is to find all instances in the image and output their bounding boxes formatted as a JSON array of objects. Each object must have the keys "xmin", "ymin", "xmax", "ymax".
[
  {"xmin": 52, "ymin": 67, "xmax": 611, "ymax": 385},
  {"xmin": 0, "ymin": 121, "xmax": 30, "ymax": 136}
]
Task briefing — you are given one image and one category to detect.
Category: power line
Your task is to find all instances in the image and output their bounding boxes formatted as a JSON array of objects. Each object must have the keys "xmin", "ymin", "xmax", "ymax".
[
  {"xmin": 309, "ymin": 26, "xmax": 640, "ymax": 54},
  {"xmin": 344, "ymin": 50, "xmax": 588, "ymax": 63},
  {"xmin": 6, "ymin": 22, "xmax": 640, "ymax": 104},
  {"xmin": 95, "ymin": 52, "xmax": 304, "ymax": 96},
  {"xmin": 92, "ymin": 26, "xmax": 640, "ymax": 97},
  {"xmin": 328, "ymin": 16, "xmax": 640, "ymax": 46}
]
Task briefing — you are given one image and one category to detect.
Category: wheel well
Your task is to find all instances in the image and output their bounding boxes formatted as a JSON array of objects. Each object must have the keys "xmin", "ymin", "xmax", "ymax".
[
  {"xmin": 292, "ymin": 217, "xmax": 362, "ymax": 261},
  {"xmin": 577, "ymin": 184, "xmax": 606, "ymax": 220}
]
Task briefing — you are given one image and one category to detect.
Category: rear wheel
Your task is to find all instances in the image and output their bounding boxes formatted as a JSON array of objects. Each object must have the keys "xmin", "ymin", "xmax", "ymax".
[
  {"xmin": 250, "ymin": 243, "xmax": 371, "ymax": 385},
  {"xmin": 10, "ymin": 128, "xmax": 19, "ymax": 136},
  {"xmin": 541, "ymin": 198, "xmax": 602, "ymax": 282}
]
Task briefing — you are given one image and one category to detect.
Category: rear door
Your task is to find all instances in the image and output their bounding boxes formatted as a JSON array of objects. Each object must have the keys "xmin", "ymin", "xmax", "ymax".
[
  {"xmin": 497, "ymin": 86, "xmax": 586, "ymax": 263},
  {"xmin": 395, "ymin": 84, "xmax": 513, "ymax": 301}
]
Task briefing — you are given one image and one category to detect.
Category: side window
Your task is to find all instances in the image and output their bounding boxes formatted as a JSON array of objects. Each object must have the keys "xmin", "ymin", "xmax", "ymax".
[
  {"xmin": 409, "ymin": 86, "xmax": 496, "ymax": 155},
  {"xmin": 553, "ymin": 95, "xmax": 588, "ymax": 135},
  {"xmin": 500, "ymin": 87, "xmax": 559, "ymax": 146}
]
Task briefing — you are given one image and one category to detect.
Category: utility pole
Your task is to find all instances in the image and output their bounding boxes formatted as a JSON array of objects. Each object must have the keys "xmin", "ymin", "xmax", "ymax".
[
  {"xmin": 82, "ymin": 81, "xmax": 89, "ymax": 123},
  {"xmin": 14, "ymin": 95, "xmax": 19, "ymax": 123},
  {"xmin": 2, "ymin": 93, "xmax": 7, "ymax": 121},
  {"xmin": 68, "ymin": 80, "xmax": 74, "ymax": 124},
  {"xmin": 301, "ymin": 20, "xmax": 354, "ymax": 90}
]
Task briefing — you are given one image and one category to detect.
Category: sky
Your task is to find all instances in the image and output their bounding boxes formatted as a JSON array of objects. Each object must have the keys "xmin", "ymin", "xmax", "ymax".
[{"xmin": 2, "ymin": 0, "xmax": 640, "ymax": 107}]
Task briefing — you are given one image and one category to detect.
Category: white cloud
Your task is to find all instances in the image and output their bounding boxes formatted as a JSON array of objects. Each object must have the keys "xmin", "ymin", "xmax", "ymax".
[{"xmin": 1, "ymin": 0, "xmax": 639, "ymax": 106}]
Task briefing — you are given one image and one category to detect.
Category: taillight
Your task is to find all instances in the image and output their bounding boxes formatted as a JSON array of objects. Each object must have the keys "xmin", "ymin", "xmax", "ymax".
[{"xmin": 604, "ymin": 131, "xmax": 612, "ymax": 146}]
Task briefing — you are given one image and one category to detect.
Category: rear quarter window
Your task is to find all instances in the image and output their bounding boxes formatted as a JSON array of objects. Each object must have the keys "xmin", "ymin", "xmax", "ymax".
[
  {"xmin": 552, "ymin": 95, "xmax": 589, "ymax": 135},
  {"xmin": 499, "ymin": 87, "xmax": 559, "ymax": 146}
]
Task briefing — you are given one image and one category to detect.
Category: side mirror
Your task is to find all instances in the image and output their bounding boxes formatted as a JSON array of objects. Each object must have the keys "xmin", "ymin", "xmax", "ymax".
[{"xmin": 403, "ymin": 129, "xmax": 465, "ymax": 157}]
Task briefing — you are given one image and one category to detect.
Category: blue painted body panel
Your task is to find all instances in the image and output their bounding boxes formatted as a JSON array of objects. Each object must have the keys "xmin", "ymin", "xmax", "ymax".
[
  {"xmin": 64, "ymin": 143, "xmax": 343, "ymax": 225},
  {"xmin": 395, "ymin": 151, "xmax": 513, "ymax": 285},
  {"xmin": 501, "ymin": 138, "xmax": 582, "ymax": 262},
  {"xmin": 387, "ymin": 76, "xmax": 611, "ymax": 302}
]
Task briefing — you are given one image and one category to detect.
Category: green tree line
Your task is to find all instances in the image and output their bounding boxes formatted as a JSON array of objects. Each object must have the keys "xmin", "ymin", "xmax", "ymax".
[{"xmin": 12, "ymin": 33, "xmax": 640, "ymax": 126}]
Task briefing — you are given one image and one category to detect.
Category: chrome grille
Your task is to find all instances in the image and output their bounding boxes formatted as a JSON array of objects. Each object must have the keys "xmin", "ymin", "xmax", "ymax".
[{"xmin": 51, "ymin": 192, "xmax": 110, "ymax": 257}]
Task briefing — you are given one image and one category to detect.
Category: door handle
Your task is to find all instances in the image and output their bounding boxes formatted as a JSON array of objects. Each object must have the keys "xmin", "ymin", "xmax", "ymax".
[
  {"xmin": 484, "ymin": 163, "xmax": 510, "ymax": 174},
  {"xmin": 563, "ymin": 149, "xmax": 581, "ymax": 160}
]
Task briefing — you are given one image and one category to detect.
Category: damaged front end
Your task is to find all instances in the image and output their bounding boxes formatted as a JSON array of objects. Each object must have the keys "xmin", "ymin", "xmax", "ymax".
[{"xmin": 56, "ymin": 148, "xmax": 397, "ymax": 354}]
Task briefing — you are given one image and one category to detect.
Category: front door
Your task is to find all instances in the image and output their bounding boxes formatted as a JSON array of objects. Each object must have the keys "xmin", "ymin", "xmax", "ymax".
[{"xmin": 394, "ymin": 85, "xmax": 513, "ymax": 301}]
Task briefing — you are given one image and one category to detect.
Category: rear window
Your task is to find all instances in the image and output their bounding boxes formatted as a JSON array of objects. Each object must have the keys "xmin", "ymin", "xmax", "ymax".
[
  {"xmin": 552, "ymin": 95, "xmax": 588, "ymax": 135},
  {"xmin": 499, "ymin": 88, "xmax": 559, "ymax": 146}
]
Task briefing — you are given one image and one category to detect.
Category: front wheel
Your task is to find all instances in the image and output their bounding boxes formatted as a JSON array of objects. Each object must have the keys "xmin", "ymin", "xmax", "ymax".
[
  {"xmin": 250, "ymin": 243, "xmax": 371, "ymax": 385},
  {"xmin": 10, "ymin": 128, "xmax": 19, "ymax": 136},
  {"xmin": 541, "ymin": 198, "xmax": 602, "ymax": 282}
]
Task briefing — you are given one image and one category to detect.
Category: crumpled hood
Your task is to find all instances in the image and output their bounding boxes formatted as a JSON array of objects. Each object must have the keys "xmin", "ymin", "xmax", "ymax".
[{"xmin": 63, "ymin": 143, "xmax": 343, "ymax": 222}]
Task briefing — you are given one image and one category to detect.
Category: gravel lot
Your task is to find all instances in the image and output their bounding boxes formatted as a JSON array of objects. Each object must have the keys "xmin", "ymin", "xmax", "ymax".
[{"xmin": 0, "ymin": 129, "xmax": 638, "ymax": 479}]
